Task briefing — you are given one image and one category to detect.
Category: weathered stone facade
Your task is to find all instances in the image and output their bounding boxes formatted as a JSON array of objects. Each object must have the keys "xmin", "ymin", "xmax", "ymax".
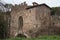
[
  {"xmin": 6, "ymin": 2, "xmax": 52, "ymax": 38},
  {"xmin": 1, "ymin": 1, "xmax": 60, "ymax": 39},
  {"xmin": 3, "ymin": 2, "xmax": 60, "ymax": 38}
]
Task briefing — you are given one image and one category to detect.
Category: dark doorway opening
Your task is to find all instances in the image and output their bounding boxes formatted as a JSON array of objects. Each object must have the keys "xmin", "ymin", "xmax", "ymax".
[
  {"xmin": 18, "ymin": 16, "xmax": 23, "ymax": 30},
  {"xmin": 16, "ymin": 34, "xmax": 26, "ymax": 38}
]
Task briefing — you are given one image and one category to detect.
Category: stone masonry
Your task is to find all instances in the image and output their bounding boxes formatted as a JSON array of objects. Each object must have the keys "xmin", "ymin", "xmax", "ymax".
[
  {"xmin": 6, "ymin": 2, "xmax": 53, "ymax": 38},
  {"xmin": 6, "ymin": 2, "xmax": 51, "ymax": 37}
]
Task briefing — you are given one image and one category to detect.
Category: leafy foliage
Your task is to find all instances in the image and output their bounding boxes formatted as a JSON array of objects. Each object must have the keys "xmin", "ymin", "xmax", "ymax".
[
  {"xmin": 6, "ymin": 35, "xmax": 60, "ymax": 40},
  {"xmin": 0, "ymin": 12, "xmax": 8, "ymax": 39},
  {"xmin": 51, "ymin": 7, "xmax": 60, "ymax": 15}
]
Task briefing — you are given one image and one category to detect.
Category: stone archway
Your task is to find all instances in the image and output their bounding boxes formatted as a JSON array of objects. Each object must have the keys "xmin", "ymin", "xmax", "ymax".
[
  {"xmin": 15, "ymin": 32, "xmax": 31, "ymax": 38},
  {"xmin": 18, "ymin": 16, "xmax": 23, "ymax": 31}
]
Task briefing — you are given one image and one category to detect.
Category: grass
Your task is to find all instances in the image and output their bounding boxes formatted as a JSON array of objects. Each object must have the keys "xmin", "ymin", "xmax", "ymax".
[{"xmin": 3, "ymin": 35, "xmax": 60, "ymax": 40}]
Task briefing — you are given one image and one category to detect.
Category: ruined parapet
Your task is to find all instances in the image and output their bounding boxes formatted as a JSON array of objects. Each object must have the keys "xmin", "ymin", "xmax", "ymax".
[{"xmin": 11, "ymin": 2, "xmax": 27, "ymax": 12}]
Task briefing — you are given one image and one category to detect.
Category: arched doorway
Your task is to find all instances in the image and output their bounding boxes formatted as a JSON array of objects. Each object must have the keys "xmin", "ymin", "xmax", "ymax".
[{"xmin": 18, "ymin": 16, "xmax": 23, "ymax": 31}]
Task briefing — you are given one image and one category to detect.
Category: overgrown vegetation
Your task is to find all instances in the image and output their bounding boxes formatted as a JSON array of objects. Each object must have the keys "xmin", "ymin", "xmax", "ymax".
[
  {"xmin": 51, "ymin": 7, "xmax": 60, "ymax": 15},
  {"xmin": 5, "ymin": 35, "xmax": 60, "ymax": 40},
  {"xmin": 0, "ymin": 12, "xmax": 8, "ymax": 39}
]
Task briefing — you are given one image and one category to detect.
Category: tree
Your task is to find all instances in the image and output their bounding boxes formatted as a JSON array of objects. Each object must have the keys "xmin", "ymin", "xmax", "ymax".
[{"xmin": 0, "ymin": 12, "xmax": 8, "ymax": 39}]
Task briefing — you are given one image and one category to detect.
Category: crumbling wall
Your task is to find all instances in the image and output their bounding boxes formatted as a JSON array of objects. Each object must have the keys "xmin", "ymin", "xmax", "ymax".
[
  {"xmin": 51, "ymin": 15, "xmax": 60, "ymax": 35},
  {"xmin": 9, "ymin": 2, "xmax": 28, "ymax": 37},
  {"xmin": 35, "ymin": 5, "xmax": 51, "ymax": 35}
]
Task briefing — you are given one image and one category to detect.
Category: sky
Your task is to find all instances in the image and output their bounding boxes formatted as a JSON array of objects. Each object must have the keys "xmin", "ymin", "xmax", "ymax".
[{"xmin": 2, "ymin": 0, "xmax": 60, "ymax": 7}]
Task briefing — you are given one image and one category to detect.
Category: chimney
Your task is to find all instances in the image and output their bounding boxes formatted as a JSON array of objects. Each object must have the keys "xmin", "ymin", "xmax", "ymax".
[{"xmin": 32, "ymin": 2, "xmax": 38, "ymax": 6}]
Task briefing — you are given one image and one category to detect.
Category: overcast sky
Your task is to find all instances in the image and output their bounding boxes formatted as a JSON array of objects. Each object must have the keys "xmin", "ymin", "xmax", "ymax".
[{"xmin": 3, "ymin": 0, "xmax": 60, "ymax": 7}]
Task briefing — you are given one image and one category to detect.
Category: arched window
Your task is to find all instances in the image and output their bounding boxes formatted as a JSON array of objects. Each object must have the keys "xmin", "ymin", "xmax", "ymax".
[{"xmin": 18, "ymin": 16, "xmax": 23, "ymax": 30}]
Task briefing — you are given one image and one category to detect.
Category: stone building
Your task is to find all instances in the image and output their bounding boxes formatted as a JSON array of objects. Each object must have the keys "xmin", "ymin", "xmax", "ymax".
[
  {"xmin": 1, "ymin": 1, "xmax": 60, "ymax": 39},
  {"xmin": 6, "ymin": 2, "xmax": 51, "ymax": 38}
]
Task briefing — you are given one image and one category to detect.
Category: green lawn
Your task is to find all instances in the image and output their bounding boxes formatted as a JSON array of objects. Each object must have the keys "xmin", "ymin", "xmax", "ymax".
[{"xmin": 4, "ymin": 35, "xmax": 60, "ymax": 40}]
